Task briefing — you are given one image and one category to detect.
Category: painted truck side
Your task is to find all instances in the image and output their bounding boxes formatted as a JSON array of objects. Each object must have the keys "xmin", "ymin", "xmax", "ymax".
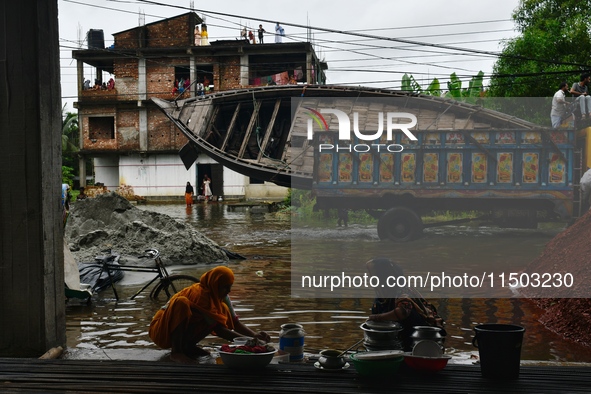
[{"xmin": 313, "ymin": 127, "xmax": 588, "ymax": 241}]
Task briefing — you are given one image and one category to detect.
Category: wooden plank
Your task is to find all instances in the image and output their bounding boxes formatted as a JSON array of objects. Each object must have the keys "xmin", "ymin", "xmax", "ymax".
[
  {"xmin": 238, "ymin": 101, "xmax": 261, "ymax": 159},
  {"xmin": 202, "ymin": 106, "xmax": 220, "ymax": 144},
  {"xmin": 257, "ymin": 99, "xmax": 281, "ymax": 162},
  {"xmin": 281, "ymin": 99, "xmax": 305, "ymax": 162},
  {"xmin": 221, "ymin": 102, "xmax": 241, "ymax": 151},
  {"xmin": 186, "ymin": 101, "xmax": 210, "ymax": 135},
  {"xmin": 1, "ymin": 359, "xmax": 590, "ymax": 394}
]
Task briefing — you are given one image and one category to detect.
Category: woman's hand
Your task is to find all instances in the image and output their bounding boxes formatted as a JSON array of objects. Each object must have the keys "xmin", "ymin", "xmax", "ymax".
[{"xmin": 254, "ymin": 331, "xmax": 271, "ymax": 343}]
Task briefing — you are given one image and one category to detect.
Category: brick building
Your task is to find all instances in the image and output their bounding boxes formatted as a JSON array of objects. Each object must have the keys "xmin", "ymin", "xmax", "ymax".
[{"xmin": 72, "ymin": 12, "xmax": 327, "ymax": 200}]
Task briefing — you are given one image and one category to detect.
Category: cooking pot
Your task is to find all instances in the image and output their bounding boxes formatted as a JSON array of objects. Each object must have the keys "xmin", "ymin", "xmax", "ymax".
[
  {"xmin": 360, "ymin": 322, "xmax": 403, "ymax": 350},
  {"xmin": 411, "ymin": 326, "xmax": 445, "ymax": 351},
  {"xmin": 318, "ymin": 349, "xmax": 347, "ymax": 369}
]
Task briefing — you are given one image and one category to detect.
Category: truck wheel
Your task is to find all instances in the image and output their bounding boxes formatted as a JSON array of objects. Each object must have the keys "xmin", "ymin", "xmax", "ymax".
[{"xmin": 377, "ymin": 207, "xmax": 423, "ymax": 242}]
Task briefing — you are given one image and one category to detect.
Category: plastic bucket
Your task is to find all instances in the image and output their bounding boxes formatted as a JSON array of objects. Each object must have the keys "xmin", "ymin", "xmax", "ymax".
[
  {"xmin": 279, "ymin": 323, "xmax": 305, "ymax": 362},
  {"xmin": 473, "ymin": 324, "xmax": 525, "ymax": 379}
]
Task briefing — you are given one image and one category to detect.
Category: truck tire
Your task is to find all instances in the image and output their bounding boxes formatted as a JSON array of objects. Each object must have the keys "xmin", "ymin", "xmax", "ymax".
[{"xmin": 377, "ymin": 207, "xmax": 423, "ymax": 242}]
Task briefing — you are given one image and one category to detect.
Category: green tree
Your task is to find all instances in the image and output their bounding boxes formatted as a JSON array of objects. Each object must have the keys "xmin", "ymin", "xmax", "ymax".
[
  {"xmin": 62, "ymin": 107, "xmax": 79, "ymax": 186},
  {"xmin": 489, "ymin": 0, "xmax": 591, "ymax": 98},
  {"xmin": 401, "ymin": 72, "xmax": 483, "ymax": 101}
]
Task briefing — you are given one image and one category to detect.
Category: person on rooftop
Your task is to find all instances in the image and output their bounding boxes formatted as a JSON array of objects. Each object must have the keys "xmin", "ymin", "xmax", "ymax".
[
  {"xmin": 275, "ymin": 22, "xmax": 284, "ymax": 43},
  {"xmin": 551, "ymin": 81, "xmax": 569, "ymax": 128},
  {"xmin": 570, "ymin": 73, "xmax": 591, "ymax": 119},
  {"xmin": 258, "ymin": 24, "xmax": 266, "ymax": 44}
]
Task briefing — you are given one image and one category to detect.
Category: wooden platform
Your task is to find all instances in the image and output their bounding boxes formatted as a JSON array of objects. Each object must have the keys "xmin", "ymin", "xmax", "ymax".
[{"xmin": 1, "ymin": 358, "xmax": 590, "ymax": 393}]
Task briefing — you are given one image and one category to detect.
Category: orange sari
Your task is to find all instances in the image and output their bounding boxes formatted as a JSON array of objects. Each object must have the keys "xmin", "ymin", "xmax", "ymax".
[
  {"xmin": 185, "ymin": 192, "xmax": 193, "ymax": 206},
  {"xmin": 149, "ymin": 266, "xmax": 236, "ymax": 349}
]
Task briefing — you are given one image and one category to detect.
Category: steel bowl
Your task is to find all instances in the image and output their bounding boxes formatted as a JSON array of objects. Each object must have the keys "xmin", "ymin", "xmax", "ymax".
[
  {"xmin": 318, "ymin": 349, "xmax": 347, "ymax": 369},
  {"xmin": 360, "ymin": 322, "xmax": 403, "ymax": 347}
]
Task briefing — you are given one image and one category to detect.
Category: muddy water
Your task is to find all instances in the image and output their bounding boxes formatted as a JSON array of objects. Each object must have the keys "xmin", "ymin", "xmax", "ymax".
[{"xmin": 66, "ymin": 203, "xmax": 591, "ymax": 362}]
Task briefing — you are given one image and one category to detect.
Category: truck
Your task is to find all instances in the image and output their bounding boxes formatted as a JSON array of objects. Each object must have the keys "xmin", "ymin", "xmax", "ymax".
[
  {"xmin": 153, "ymin": 85, "xmax": 590, "ymax": 241},
  {"xmin": 312, "ymin": 124, "xmax": 591, "ymax": 241}
]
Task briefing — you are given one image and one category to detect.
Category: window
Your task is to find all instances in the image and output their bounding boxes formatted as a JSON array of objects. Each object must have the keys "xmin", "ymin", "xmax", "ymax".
[{"xmin": 89, "ymin": 116, "xmax": 115, "ymax": 139}]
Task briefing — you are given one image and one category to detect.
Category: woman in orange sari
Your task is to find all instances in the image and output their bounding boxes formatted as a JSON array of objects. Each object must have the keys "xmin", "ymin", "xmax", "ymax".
[
  {"xmin": 149, "ymin": 266, "xmax": 270, "ymax": 363},
  {"xmin": 184, "ymin": 181, "xmax": 194, "ymax": 207}
]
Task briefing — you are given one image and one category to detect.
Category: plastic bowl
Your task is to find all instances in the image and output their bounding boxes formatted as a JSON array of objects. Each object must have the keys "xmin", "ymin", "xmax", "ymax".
[
  {"xmin": 349, "ymin": 352, "xmax": 404, "ymax": 377},
  {"xmin": 232, "ymin": 336, "xmax": 252, "ymax": 346},
  {"xmin": 218, "ymin": 350, "xmax": 276, "ymax": 369},
  {"xmin": 404, "ymin": 354, "xmax": 451, "ymax": 372}
]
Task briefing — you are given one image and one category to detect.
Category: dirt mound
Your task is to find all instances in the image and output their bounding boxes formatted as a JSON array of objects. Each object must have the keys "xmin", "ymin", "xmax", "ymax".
[
  {"xmin": 520, "ymin": 209, "xmax": 591, "ymax": 346},
  {"xmin": 65, "ymin": 192, "xmax": 228, "ymax": 266}
]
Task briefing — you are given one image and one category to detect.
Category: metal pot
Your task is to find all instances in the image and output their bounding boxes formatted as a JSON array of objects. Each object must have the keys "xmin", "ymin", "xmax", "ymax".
[
  {"xmin": 360, "ymin": 322, "xmax": 403, "ymax": 350},
  {"xmin": 411, "ymin": 326, "xmax": 445, "ymax": 350},
  {"xmin": 318, "ymin": 349, "xmax": 346, "ymax": 369}
]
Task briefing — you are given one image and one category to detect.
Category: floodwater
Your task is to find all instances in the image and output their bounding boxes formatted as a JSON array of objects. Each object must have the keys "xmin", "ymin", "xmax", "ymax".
[{"xmin": 66, "ymin": 202, "xmax": 591, "ymax": 363}]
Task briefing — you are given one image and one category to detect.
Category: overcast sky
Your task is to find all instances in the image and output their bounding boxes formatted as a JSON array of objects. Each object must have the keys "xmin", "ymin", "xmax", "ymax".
[{"xmin": 58, "ymin": 0, "xmax": 522, "ymax": 112}]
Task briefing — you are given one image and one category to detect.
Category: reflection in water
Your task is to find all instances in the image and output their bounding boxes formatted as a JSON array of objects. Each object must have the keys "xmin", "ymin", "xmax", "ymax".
[{"xmin": 65, "ymin": 203, "xmax": 591, "ymax": 362}]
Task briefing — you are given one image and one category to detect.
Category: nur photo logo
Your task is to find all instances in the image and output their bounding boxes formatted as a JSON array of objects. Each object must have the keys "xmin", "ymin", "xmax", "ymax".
[{"xmin": 304, "ymin": 107, "xmax": 418, "ymax": 153}]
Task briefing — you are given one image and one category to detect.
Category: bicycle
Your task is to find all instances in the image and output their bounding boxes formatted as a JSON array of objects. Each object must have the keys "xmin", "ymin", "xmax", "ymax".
[{"xmin": 92, "ymin": 248, "xmax": 199, "ymax": 302}]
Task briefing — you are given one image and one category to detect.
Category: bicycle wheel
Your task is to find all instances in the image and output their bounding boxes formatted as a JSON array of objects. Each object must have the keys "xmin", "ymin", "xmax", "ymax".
[{"xmin": 150, "ymin": 275, "xmax": 199, "ymax": 302}]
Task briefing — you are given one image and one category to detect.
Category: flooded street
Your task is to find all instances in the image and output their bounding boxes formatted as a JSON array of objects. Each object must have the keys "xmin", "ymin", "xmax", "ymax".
[{"xmin": 66, "ymin": 202, "xmax": 591, "ymax": 363}]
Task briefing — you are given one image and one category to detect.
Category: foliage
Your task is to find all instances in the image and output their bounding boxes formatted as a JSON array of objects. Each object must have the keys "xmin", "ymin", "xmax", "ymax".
[
  {"xmin": 489, "ymin": 0, "xmax": 591, "ymax": 99},
  {"xmin": 401, "ymin": 72, "xmax": 484, "ymax": 102},
  {"xmin": 62, "ymin": 109, "xmax": 79, "ymax": 154},
  {"xmin": 62, "ymin": 107, "xmax": 80, "ymax": 186},
  {"xmin": 401, "ymin": 73, "xmax": 441, "ymax": 96},
  {"xmin": 62, "ymin": 165, "xmax": 75, "ymax": 186}
]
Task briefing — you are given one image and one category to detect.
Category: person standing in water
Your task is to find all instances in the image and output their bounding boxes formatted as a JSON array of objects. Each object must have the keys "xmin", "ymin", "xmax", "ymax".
[
  {"xmin": 202, "ymin": 174, "xmax": 212, "ymax": 201},
  {"xmin": 185, "ymin": 181, "xmax": 194, "ymax": 207}
]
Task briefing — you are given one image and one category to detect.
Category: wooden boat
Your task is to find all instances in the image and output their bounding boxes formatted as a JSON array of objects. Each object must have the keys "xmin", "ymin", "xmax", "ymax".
[{"xmin": 152, "ymin": 85, "xmax": 544, "ymax": 189}]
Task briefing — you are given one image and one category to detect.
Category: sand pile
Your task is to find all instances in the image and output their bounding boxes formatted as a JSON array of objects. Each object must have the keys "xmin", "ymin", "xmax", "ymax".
[
  {"xmin": 65, "ymin": 192, "xmax": 228, "ymax": 266},
  {"xmin": 520, "ymin": 209, "xmax": 591, "ymax": 346}
]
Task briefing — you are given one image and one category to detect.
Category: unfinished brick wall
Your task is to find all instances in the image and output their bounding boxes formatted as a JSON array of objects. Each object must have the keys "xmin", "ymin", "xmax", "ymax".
[
  {"xmin": 113, "ymin": 59, "xmax": 138, "ymax": 100},
  {"xmin": 80, "ymin": 106, "xmax": 117, "ymax": 151},
  {"xmin": 148, "ymin": 108, "xmax": 188, "ymax": 151},
  {"xmin": 216, "ymin": 56, "xmax": 242, "ymax": 91},
  {"xmin": 113, "ymin": 13, "xmax": 198, "ymax": 49},
  {"xmin": 117, "ymin": 109, "xmax": 139, "ymax": 150},
  {"xmin": 147, "ymin": 59, "xmax": 182, "ymax": 99}
]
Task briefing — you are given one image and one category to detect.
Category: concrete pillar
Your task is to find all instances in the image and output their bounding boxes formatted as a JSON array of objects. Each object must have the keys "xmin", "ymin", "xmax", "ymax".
[
  {"xmin": 190, "ymin": 56, "xmax": 196, "ymax": 97},
  {"xmin": 0, "ymin": 0, "xmax": 66, "ymax": 356},
  {"xmin": 306, "ymin": 52, "xmax": 313, "ymax": 84},
  {"xmin": 78, "ymin": 157, "xmax": 87, "ymax": 188},
  {"xmin": 77, "ymin": 59, "xmax": 84, "ymax": 95},
  {"xmin": 138, "ymin": 57, "xmax": 147, "ymax": 101},
  {"xmin": 139, "ymin": 108, "xmax": 148, "ymax": 151},
  {"xmin": 240, "ymin": 54, "xmax": 249, "ymax": 86},
  {"xmin": 138, "ymin": 57, "xmax": 148, "ymax": 151}
]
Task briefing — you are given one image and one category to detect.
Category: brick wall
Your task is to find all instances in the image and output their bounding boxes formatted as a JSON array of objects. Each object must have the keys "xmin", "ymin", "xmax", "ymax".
[
  {"xmin": 114, "ymin": 59, "xmax": 138, "ymax": 101},
  {"xmin": 117, "ymin": 109, "xmax": 139, "ymax": 150},
  {"xmin": 81, "ymin": 106, "xmax": 117, "ymax": 151},
  {"xmin": 148, "ymin": 108, "xmax": 188, "ymax": 150},
  {"xmin": 147, "ymin": 60, "xmax": 181, "ymax": 99},
  {"xmin": 216, "ymin": 56, "xmax": 242, "ymax": 90},
  {"xmin": 113, "ymin": 13, "xmax": 197, "ymax": 49}
]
